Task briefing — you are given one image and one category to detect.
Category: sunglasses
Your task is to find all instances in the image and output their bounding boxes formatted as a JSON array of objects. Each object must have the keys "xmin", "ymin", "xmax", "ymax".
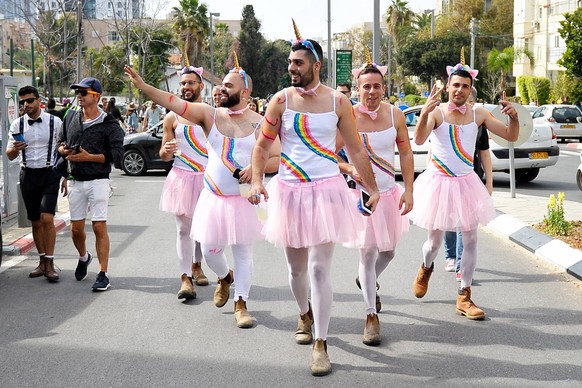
[
  {"xmin": 74, "ymin": 89, "xmax": 100, "ymax": 96},
  {"xmin": 179, "ymin": 80, "xmax": 200, "ymax": 86},
  {"xmin": 19, "ymin": 97, "xmax": 38, "ymax": 105}
]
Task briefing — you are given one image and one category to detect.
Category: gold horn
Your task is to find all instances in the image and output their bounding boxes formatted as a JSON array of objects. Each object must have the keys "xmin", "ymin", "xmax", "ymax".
[
  {"xmin": 233, "ymin": 51, "xmax": 240, "ymax": 69},
  {"xmin": 460, "ymin": 47, "xmax": 466, "ymax": 66},
  {"xmin": 292, "ymin": 18, "xmax": 302, "ymax": 40},
  {"xmin": 365, "ymin": 46, "xmax": 372, "ymax": 66}
]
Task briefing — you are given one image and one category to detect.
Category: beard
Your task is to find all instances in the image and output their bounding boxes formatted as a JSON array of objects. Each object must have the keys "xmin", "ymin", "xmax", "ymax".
[
  {"xmin": 219, "ymin": 90, "xmax": 241, "ymax": 108},
  {"xmin": 290, "ymin": 67, "xmax": 315, "ymax": 88},
  {"xmin": 182, "ymin": 88, "xmax": 200, "ymax": 103}
]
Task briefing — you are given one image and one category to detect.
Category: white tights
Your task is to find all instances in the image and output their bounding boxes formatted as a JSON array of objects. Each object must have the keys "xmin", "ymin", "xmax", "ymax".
[
  {"xmin": 175, "ymin": 215, "xmax": 203, "ymax": 275},
  {"xmin": 284, "ymin": 242, "xmax": 334, "ymax": 341},
  {"xmin": 201, "ymin": 243, "xmax": 253, "ymax": 301},
  {"xmin": 422, "ymin": 229, "xmax": 478, "ymax": 289},
  {"xmin": 358, "ymin": 248, "xmax": 395, "ymax": 314}
]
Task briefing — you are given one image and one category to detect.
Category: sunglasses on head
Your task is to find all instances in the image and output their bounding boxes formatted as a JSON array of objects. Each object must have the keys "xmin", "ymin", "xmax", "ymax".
[
  {"xmin": 19, "ymin": 97, "xmax": 38, "ymax": 105},
  {"xmin": 74, "ymin": 89, "xmax": 99, "ymax": 96}
]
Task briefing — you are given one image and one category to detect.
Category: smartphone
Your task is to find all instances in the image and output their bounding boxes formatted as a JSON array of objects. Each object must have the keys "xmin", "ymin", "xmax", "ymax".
[
  {"xmin": 12, "ymin": 133, "xmax": 27, "ymax": 144},
  {"xmin": 357, "ymin": 189, "xmax": 373, "ymax": 215}
]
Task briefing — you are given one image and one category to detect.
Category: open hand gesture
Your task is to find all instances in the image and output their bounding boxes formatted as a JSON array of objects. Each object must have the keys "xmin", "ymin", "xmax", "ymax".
[{"xmin": 124, "ymin": 65, "xmax": 146, "ymax": 90}]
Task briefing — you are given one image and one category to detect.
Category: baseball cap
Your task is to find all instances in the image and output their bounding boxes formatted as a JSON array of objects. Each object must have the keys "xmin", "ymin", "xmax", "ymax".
[{"xmin": 70, "ymin": 77, "xmax": 103, "ymax": 94}]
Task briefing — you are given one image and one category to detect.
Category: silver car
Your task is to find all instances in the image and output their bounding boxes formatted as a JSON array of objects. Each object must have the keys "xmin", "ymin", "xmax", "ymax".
[
  {"xmin": 397, "ymin": 104, "xmax": 559, "ymax": 182},
  {"xmin": 532, "ymin": 104, "xmax": 582, "ymax": 142}
]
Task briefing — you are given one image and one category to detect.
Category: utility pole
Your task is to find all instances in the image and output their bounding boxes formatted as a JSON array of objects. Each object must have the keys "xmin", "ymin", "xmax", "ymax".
[
  {"xmin": 209, "ymin": 12, "xmax": 220, "ymax": 94},
  {"xmin": 373, "ymin": 0, "xmax": 380, "ymax": 63},
  {"xmin": 470, "ymin": 18, "xmax": 477, "ymax": 69},
  {"xmin": 76, "ymin": 0, "xmax": 83, "ymax": 81},
  {"xmin": 327, "ymin": 0, "xmax": 332, "ymax": 86}
]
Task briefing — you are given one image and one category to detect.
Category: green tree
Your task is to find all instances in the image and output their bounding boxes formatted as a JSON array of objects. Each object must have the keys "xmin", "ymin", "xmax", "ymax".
[
  {"xmin": 202, "ymin": 23, "xmax": 235, "ymax": 78},
  {"xmin": 558, "ymin": 8, "xmax": 582, "ymax": 101},
  {"xmin": 132, "ymin": 24, "xmax": 175, "ymax": 92},
  {"xmin": 172, "ymin": 0, "xmax": 209, "ymax": 65},
  {"xmin": 487, "ymin": 47, "xmax": 533, "ymax": 94},
  {"xmin": 88, "ymin": 45, "xmax": 127, "ymax": 95},
  {"xmin": 237, "ymin": 5, "xmax": 268, "ymax": 96}
]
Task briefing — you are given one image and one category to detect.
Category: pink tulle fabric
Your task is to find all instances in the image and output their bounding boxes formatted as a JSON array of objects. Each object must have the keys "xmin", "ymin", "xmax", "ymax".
[
  {"xmin": 159, "ymin": 167, "xmax": 204, "ymax": 216},
  {"xmin": 410, "ymin": 170, "xmax": 496, "ymax": 232},
  {"xmin": 190, "ymin": 188, "xmax": 263, "ymax": 245},
  {"xmin": 263, "ymin": 174, "xmax": 364, "ymax": 248},
  {"xmin": 345, "ymin": 184, "xmax": 409, "ymax": 251}
]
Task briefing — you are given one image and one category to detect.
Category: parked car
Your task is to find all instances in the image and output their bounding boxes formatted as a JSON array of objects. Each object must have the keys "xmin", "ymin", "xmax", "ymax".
[
  {"xmin": 122, "ymin": 121, "xmax": 173, "ymax": 176},
  {"xmin": 397, "ymin": 104, "xmax": 559, "ymax": 182},
  {"xmin": 532, "ymin": 104, "xmax": 582, "ymax": 142}
]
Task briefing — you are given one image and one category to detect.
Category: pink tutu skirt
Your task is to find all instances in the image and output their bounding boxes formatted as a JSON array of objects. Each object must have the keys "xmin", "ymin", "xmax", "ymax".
[
  {"xmin": 191, "ymin": 188, "xmax": 262, "ymax": 246},
  {"xmin": 263, "ymin": 174, "xmax": 364, "ymax": 248},
  {"xmin": 410, "ymin": 170, "xmax": 496, "ymax": 232},
  {"xmin": 345, "ymin": 184, "xmax": 409, "ymax": 251},
  {"xmin": 159, "ymin": 167, "xmax": 204, "ymax": 216}
]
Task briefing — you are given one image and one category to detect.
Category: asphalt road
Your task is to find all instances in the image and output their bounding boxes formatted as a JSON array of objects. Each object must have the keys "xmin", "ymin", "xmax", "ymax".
[{"xmin": 1, "ymin": 170, "xmax": 581, "ymax": 387}]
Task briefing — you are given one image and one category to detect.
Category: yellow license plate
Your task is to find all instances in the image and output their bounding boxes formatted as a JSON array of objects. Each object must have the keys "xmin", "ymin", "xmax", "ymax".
[
  {"xmin": 561, "ymin": 124, "xmax": 575, "ymax": 128},
  {"xmin": 530, "ymin": 152, "xmax": 548, "ymax": 159}
]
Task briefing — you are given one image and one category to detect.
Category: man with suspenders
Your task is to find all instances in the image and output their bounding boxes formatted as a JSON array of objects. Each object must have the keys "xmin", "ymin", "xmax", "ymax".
[{"xmin": 6, "ymin": 86, "xmax": 64, "ymax": 282}]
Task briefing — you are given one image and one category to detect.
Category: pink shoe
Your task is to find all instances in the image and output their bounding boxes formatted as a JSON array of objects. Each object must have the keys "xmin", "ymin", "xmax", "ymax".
[{"xmin": 445, "ymin": 258, "xmax": 456, "ymax": 272}]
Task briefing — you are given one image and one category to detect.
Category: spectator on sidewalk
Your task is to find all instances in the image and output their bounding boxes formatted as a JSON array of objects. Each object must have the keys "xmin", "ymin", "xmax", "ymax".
[
  {"xmin": 56, "ymin": 77, "xmax": 124, "ymax": 292},
  {"xmin": 143, "ymin": 101, "xmax": 163, "ymax": 130},
  {"xmin": 6, "ymin": 85, "xmax": 64, "ymax": 283}
]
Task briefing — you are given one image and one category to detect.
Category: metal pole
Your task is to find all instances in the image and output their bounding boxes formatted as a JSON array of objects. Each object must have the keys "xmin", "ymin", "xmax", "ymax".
[
  {"xmin": 10, "ymin": 38, "xmax": 14, "ymax": 76},
  {"xmin": 470, "ymin": 18, "xmax": 476, "ymax": 68},
  {"xmin": 387, "ymin": 36, "xmax": 392, "ymax": 97},
  {"xmin": 430, "ymin": 10, "xmax": 435, "ymax": 90},
  {"xmin": 373, "ymin": 0, "xmax": 380, "ymax": 63},
  {"xmin": 327, "ymin": 0, "xmax": 332, "ymax": 86},
  {"xmin": 77, "ymin": 0, "xmax": 83, "ymax": 80},
  {"xmin": 209, "ymin": 12, "xmax": 220, "ymax": 93},
  {"xmin": 31, "ymin": 39, "xmax": 35, "ymax": 87}
]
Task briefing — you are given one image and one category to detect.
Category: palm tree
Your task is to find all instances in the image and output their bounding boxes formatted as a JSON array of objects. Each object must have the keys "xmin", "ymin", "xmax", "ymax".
[
  {"xmin": 487, "ymin": 47, "xmax": 534, "ymax": 92},
  {"xmin": 172, "ymin": 0, "xmax": 209, "ymax": 65},
  {"xmin": 385, "ymin": 0, "xmax": 415, "ymax": 95}
]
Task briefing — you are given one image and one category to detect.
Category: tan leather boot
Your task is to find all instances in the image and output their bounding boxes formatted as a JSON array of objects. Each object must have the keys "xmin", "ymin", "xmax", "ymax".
[
  {"xmin": 191, "ymin": 262, "xmax": 209, "ymax": 286},
  {"xmin": 456, "ymin": 287, "xmax": 485, "ymax": 320},
  {"xmin": 413, "ymin": 263, "xmax": 434, "ymax": 298},
  {"xmin": 311, "ymin": 338, "xmax": 332, "ymax": 376},
  {"xmin": 177, "ymin": 274, "xmax": 196, "ymax": 300},
  {"xmin": 363, "ymin": 313, "xmax": 381, "ymax": 346},
  {"xmin": 295, "ymin": 304, "xmax": 314, "ymax": 345},
  {"xmin": 29, "ymin": 257, "xmax": 47, "ymax": 278},
  {"xmin": 214, "ymin": 269, "xmax": 233, "ymax": 308},
  {"xmin": 44, "ymin": 258, "xmax": 59, "ymax": 282},
  {"xmin": 234, "ymin": 297, "xmax": 253, "ymax": 328}
]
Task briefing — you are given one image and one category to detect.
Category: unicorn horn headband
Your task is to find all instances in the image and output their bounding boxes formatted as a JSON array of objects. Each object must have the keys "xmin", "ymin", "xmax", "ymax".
[
  {"xmin": 351, "ymin": 46, "xmax": 388, "ymax": 79},
  {"xmin": 178, "ymin": 48, "xmax": 203, "ymax": 77},
  {"xmin": 290, "ymin": 19, "xmax": 320, "ymax": 62},
  {"xmin": 229, "ymin": 51, "xmax": 249, "ymax": 88},
  {"xmin": 446, "ymin": 47, "xmax": 479, "ymax": 78}
]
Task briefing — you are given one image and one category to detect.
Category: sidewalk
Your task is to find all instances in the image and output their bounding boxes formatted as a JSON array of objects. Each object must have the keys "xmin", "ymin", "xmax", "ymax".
[{"xmin": 2, "ymin": 184, "xmax": 581, "ymax": 281}]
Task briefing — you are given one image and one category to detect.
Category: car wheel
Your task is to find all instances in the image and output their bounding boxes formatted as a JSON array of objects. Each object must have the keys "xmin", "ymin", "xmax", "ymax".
[
  {"xmin": 515, "ymin": 168, "xmax": 540, "ymax": 183},
  {"xmin": 122, "ymin": 150, "xmax": 147, "ymax": 176},
  {"xmin": 577, "ymin": 169, "xmax": 582, "ymax": 191}
]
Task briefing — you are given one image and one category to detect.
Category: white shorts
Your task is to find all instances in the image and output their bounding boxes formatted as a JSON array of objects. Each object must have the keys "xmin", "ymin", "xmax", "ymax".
[{"xmin": 68, "ymin": 179, "xmax": 110, "ymax": 222}]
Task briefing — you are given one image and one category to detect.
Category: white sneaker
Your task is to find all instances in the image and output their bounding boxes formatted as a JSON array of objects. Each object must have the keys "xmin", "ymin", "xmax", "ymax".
[{"xmin": 445, "ymin": 258, "xmax": 456, "ymax": 272}]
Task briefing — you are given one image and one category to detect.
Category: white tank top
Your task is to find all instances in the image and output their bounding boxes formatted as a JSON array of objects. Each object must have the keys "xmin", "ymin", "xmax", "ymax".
[
  {"xmin": 172, "ymin": 112, "xmax": 208, "ymax": 172},
  {"xmin": 203, "ymin": 121, "xmax": 256, "ymax": 196},
  {"xmin": 428, "ymin": 106, "xmax": 478, "ymax": 177},
  {"xmin": 278, "ymin": 89, "xmax": 339, "ymax": 182}
]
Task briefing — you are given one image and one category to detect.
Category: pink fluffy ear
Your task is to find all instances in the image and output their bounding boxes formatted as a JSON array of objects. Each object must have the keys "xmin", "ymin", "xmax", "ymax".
[
  {"xmin": 469, "ymin": 69, "xmax": 479, "ymax": 78},
  {"xmin": 376, "ymin": 65, "xmax": 388, "ymax": 76},
  {"xmin": 446, "ymin": 65, "xmax": 454, "ymax": 76},
  {"xmin": 352, "ymin": 68, "xmax": 362, "ymax": 78},
  {"xmin": 194, "ymin": 67, "xmax": 204, "ymax": 76}
]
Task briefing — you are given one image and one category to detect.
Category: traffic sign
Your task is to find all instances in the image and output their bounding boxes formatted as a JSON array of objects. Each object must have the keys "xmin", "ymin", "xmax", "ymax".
[
  {"xmin": 399, "ymin": 92, "xmax": 405, "ymax": 98},
  {"xmin": 424, "ymin": 91, "xmax": 430, "ymax": 97},
  {"xmin": 335, "ymin": 50, "xmax": 352, "ymax": 86}
]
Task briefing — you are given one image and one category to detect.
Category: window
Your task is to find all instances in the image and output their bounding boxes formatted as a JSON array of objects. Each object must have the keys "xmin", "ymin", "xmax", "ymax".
[{"xmin": 108, "ymin": 31, "xmax": 120, "ymax": 42}]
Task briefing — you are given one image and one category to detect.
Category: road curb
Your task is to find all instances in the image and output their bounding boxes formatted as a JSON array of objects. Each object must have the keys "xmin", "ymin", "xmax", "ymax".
[
  {"xmin": 487, "ymin": 212, "xmax": 582, "ymax": 281},
  {"xmin": 567, "ymin": 143, "xmax": 582, "ymax": 150},
  {"xmin": 3, "ymin": 213, "xmax": 70, "ymax": 256}
]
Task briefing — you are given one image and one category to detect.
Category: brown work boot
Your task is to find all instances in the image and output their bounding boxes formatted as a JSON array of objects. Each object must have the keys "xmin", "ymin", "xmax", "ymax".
[
  {"xmin": 191, "ymin": 262, "xmax": 209, "ymax": 286},
  {"xmin": 311, "ymin": 338, "xmax": 332, "ymax": 376},
  {"xmin": 413, "ymin": 263, "xmax": 434, "ymax": 298},
  {"xmin": 44, "ymin": 258, "xmax": 59, "ymax": 282},
  {"xmin": 177, "ymin": 274, "xmax": 196, "ymax": 300},
  {"xmin": 456, "ymin": 287, "xmax": 485, "ymax": 320},
  {"xmin": 295, "ymin": 304, "xmax": 314, "ymax": 345},
  {"xmin": 234, "ymin": 296, "xmax": 254, "ymax": 328},
  {"xmin": 363, "ymin": 313, "xmax": 381, "ymax": 346},
  {"xmin": 214, "ymin": 269, "xmax": 233, "ymax": 308},
  {"xmin": 29, "ymin": 256, "xmax": 47, "ymax": 278}
]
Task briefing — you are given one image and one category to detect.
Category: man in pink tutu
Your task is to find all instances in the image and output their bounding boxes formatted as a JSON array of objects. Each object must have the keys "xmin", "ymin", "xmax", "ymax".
[
  {"xmin": 411, "ymin": 60, "xmax": 519, "ymax": 320},
  {"xmin": 159, "ymin": 65, "xmax": 210, "ymax": 301},
  {"xmin": 125, "ymin": 58, "xmax": 280, "ymax": 328},
  {"xmin": 339, "ymin": 56, "xmax": 414, "ymax": 346},
  {"xmin": 248, "ymin": 21, "xmax": 380, "ymax": 376}
]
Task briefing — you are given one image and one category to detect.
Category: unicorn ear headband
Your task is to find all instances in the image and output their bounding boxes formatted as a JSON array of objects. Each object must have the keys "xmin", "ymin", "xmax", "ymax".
[
  {"xmin": 290, "ymin": 19, "xmax": 320, "ymax": 62},
  {"xmin": 446, "ymin": 47, "xmax": 479, "ymax": 79},
  {"xmin": 228, "ymin": 51, "xmax": 249, "ymax": 88},
  {"xmin": 351, "ymin": 46, "xmax": 388, "ymax": 79},
  {"xmin": 178, "ymin": 51, "xmax": 204, "ymax": 78}
]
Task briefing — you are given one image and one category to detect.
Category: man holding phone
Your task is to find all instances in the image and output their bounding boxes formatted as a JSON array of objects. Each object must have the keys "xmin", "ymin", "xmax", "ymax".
[{"xmin": 6, "ymin": 85, "xmax": 64, "ymax": 282}]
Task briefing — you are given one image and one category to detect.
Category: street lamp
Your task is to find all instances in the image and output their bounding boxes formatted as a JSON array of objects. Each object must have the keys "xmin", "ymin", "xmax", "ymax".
[{"xmin": 209, "ymin": 12, "xmax": 220, "ymax": 98}]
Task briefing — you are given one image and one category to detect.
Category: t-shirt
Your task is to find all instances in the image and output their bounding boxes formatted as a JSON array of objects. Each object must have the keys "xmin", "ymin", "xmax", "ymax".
[{"xmin": 145, "ymin": 107, "xmax": 162, "ymax": 128}]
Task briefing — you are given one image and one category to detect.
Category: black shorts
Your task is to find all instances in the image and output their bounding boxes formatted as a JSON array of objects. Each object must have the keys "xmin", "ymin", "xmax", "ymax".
[{"xmin": 19, "ymin": 167, "xmax": 61, "ymax": 221}]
